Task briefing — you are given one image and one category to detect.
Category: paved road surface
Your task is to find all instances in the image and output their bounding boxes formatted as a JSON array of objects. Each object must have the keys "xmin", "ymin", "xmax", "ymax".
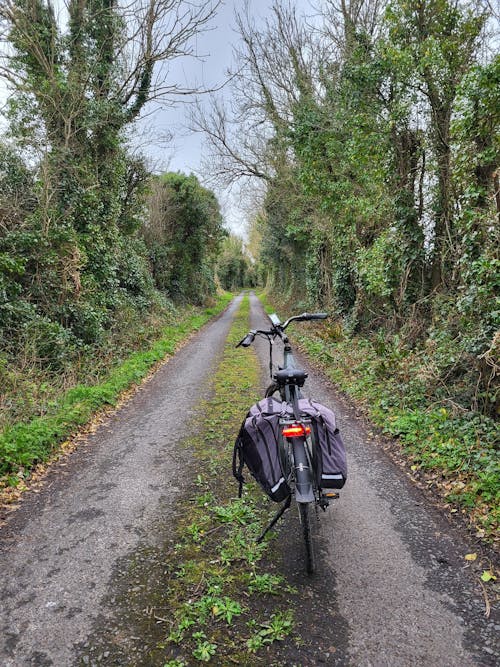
[
  {"xmin": 0, "ymin": 296, "xmax": 243, "ymax": 666},
  {"xmin": 0, "ymin": 293, "xmax": 498, "ymax": 666}
]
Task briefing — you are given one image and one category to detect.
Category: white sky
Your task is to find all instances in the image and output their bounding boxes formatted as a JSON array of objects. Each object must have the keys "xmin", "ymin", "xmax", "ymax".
[
  {"xmin": 138, "ymin": 0, "xmax": 316, "ymax": 236},
  {"xmin": 138, "ymin": 0, "xmax": 246, "ymax": 234}
]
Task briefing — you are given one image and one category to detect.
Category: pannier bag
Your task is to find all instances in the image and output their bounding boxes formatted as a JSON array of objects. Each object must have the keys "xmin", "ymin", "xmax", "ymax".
[{"xmin": 233, "ymin": 396, "xmax": 347, "ymax": 502}]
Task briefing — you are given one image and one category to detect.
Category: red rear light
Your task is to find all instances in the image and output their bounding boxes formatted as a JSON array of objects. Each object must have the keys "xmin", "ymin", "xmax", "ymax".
[{"xmin": 282, "ymin": 423, "xmax": 311, "ymax": 438}]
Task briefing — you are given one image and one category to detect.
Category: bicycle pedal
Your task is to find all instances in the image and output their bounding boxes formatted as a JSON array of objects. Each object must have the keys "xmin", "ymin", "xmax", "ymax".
[{"xmin": 323, "ymin": 492, "xmax": 340, "ymax": 499}]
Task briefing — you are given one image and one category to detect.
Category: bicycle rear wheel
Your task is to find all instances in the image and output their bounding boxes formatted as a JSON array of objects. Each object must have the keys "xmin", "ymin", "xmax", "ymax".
[{"xmin": 298, "ymin": 501, "xmax": 316, "ymax": 574}]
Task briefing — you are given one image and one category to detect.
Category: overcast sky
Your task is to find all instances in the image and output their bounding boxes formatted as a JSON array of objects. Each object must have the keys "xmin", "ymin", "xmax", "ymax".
[
  {"xmin": 139, "ymin": 0, "xmax": 291, "ymax": 236},
  {"xmin": 140, "ymin": 0, "xmax": 245, "ymax": 233}
]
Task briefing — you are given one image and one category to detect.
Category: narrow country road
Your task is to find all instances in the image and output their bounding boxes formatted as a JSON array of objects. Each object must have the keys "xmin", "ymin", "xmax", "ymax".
[
  {"xmin": 0, "ymin": 296, "xmax": 243, "ymax": 667},
  {"xmin": 0, "ymin": 293, "xmax": 498, "ymax": 666}
]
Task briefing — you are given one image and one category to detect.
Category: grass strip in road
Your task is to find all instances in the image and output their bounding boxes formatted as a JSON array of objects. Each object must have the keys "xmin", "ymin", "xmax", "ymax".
[
  {"xmin": 151, "ymin": 294, "xmax": 297, "ymax": 666},
  {"xmin": 258, "ymin": 292, "xmax": 499, "ymax": 541},
  {"xmin": 0, "ymin": 293, "xmax": 233, "ymax": 490}
]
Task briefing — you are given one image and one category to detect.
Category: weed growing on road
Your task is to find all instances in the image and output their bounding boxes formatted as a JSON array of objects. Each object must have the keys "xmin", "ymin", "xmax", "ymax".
[{"xmin": 156, "ymin": 294, "xmax": 296, "ymax": 665}]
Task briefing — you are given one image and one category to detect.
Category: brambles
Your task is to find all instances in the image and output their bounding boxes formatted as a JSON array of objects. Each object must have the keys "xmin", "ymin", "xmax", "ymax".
[{"xmin": 292, "ymin": 319, "xmax": 500, "ymax": 539}]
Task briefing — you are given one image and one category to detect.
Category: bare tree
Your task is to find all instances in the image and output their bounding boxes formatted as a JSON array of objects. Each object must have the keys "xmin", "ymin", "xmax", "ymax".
[{"xmin": 192, "ymin": 0, "xmax": 323, "ymax": 189}]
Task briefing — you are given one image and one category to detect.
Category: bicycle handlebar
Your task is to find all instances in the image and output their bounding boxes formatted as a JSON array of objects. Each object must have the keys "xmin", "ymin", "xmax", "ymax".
[
  {"xmin": 236, "ymin": 312, "xmax": 328, "ymax": 348},
  {"xmin": 290, "ymin": 312, "xmax": 328, "ymax": 322}
]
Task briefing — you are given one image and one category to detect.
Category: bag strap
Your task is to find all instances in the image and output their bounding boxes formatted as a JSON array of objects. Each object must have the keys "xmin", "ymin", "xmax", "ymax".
[{"xmin": 232, "ymin": 438, "xmax": 245, "ymax": 498}]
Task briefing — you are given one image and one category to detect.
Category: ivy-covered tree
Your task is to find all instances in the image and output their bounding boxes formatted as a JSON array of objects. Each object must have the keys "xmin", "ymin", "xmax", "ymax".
[
  {"xmin": 385, "ymin": 0, "xmax": 485, "ymax": 289},
  {"xmin": 0, "ymin": 0, "xmax": 218, "ymax": 347},
  {"xmin": 144, "ymin": 172, "xmax": 225, "ymax": 303}
]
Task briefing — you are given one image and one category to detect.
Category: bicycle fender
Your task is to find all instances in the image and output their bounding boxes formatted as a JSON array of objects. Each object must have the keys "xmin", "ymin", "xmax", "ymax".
[
  {"xmin": 295, "ymin": 485, "xmax": 315, "ymax": 503},
  {"xmin": 291, "ymin": 438, "xmax": 315, "ymax": 503}
]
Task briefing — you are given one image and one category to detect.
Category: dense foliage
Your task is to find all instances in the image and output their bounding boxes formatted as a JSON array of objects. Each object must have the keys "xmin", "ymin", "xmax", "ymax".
[
  {"xmin": 216, "ymin": 235, "xmax": 257, "ymax": 290},
  {"xmin": 143, "ymin": 172, "xmax": 225, "ymax": 304},
  {"xmin": 0, "ymin": 2, "xmax": 226, "ymax": 449},
  {"xmin": 0, "ymin": 1, "xmax": 225, "ymax": 348}
]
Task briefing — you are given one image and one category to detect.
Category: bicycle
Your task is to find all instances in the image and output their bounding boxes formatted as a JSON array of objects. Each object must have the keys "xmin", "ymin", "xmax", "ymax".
[{"xmin": 236, "ymin": 310, "xmax": 340, "ymax": 574}]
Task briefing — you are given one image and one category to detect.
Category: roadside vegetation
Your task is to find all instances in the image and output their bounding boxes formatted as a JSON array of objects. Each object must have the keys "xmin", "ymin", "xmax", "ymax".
[{"xmin": 0, "ymin": 294, "xmax": 232, "ymax": 493}]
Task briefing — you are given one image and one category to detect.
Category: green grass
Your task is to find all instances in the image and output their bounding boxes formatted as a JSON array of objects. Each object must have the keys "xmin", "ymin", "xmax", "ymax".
[
  {"xmin": 259, "ymin": 292, "xmax": 499, "ymax": 539},
  {"xmin": 0, "ymin": 293, "xmax": 233, "ymax": 486}
]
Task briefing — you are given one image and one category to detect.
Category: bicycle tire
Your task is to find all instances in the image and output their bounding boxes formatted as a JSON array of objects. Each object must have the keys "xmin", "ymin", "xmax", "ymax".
[{"xmin": 298, "ymin": 501, "xmax": 316, "ymax": 574}]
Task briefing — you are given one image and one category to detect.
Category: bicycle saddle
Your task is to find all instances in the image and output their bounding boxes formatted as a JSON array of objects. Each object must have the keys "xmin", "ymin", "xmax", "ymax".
[{"xmin": 274, "ymin": 368, "xmax": 308, "ymax": 387}]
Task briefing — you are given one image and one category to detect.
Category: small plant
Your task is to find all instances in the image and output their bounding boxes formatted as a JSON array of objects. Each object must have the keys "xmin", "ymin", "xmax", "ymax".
[
  {"xmin": 248, "ymin": 572, "xmax": 285, "ymax": 594},
  {"xmin": 213, "ymin": 499, "xmax": 256, "ymax": 525},
  {"xmin": 186, "ymin": 521, "xmax": 205, "ymax": 543},
  {"xmin": 261, "ymin": 610, "xmax": 294, "ymax": 641},
  {"xmin": 219, "ymin": 526, "xmax": 265, "ymax": 565},
  {"xmin": 163, "ymin": 660, "xmax": 186, "ymax": 667},
  {"xmin": 196, "ymin": 491, "xmax": 215, "ymax": 507},
  {"xmin": 192, "ymin": 632, "xmax": 217, "ymax": 662},
  {"xmin": 211, "ymin": 596, "xmax": 242, "ymax": 624},
  {"xmin": 246, "ymin": 633, "xmax": 266, "ymax": 653},
  {"xmin": 167, "ymin": 615, "xmax": 196, "ymax": 644},
  {"xmin": 246, "ymin": 610, "xmax": 294, "ymax": 653}
]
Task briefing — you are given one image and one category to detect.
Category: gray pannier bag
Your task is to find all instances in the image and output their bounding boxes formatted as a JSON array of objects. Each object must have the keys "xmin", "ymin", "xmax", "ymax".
[
  {"xmin": 233, "ymin": 397, "xmax": 347, "ymax": 502},
  {"xmin": 233, "ymin": 397, "xmax": 290, "ymax": 502}
]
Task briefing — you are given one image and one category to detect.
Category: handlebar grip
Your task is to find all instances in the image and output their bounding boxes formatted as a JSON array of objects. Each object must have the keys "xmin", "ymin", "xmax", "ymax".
[
  {"xmin": 308, "ymin": 312, "xmax": 328, "ymax": 320},
  {"xmin": 236, "ymin": 331, "xmax": 256, "ymax": 348}
]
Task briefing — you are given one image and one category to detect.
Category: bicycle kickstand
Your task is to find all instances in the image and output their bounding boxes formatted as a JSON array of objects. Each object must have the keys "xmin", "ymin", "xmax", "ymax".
[{"xmin": 256, "ymin": 495, "xmax": 292, "ymax": 543}]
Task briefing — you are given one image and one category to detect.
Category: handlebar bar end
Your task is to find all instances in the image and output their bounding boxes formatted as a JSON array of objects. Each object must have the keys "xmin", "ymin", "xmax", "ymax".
[{"xmin": 236, "ymin": 331, "xmax": 256, "ymax": 348}]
